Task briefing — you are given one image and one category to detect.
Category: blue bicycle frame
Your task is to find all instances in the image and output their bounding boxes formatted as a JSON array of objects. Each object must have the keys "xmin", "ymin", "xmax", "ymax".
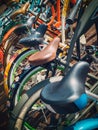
[{"xmin": 65, "ymin": 117, "xmax": 98, "ymax": 130}]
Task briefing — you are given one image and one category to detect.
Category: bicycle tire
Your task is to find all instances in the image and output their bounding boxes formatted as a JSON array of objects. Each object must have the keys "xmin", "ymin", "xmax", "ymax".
[
  {"xmin": 4, "ymin": 48, "xmax": 27, "ymax": 96},
  {"xmin": 3, "ymin": 25, "xmax": 30, "ymax": 67},
  {"xmin": 2, "ymin": 25, "xmax": 20, "ymax": 67},
  {"xmin": 10, "ymin": 75, "xmax": 98, "ymax": 130},
  {"xmin": 9, "ymin": 66, "xmax": 47, "ymax": 108},
  {"xmin": 10, "ymin": 76, "xmax": 85, "ymax": 130},
  {"xmin": 14, "ymin": 66, "xmax": 48, "ymax": 106},
  {"xmin": 8, "ymin": 49, "xmax": 38, "ymax": 89},
  {"xmin": 9, "ymin": 77, "xmax": 62, "ymax": 130},
  {"xmin": 14, "ymin": 65, "xmax": 64, "ymax": 106}
]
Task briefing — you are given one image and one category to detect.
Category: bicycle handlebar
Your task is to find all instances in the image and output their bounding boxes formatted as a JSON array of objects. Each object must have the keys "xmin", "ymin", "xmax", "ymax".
[{"xmin": 66, "ymin": 0, "xmax": 83, "ymax": 24}]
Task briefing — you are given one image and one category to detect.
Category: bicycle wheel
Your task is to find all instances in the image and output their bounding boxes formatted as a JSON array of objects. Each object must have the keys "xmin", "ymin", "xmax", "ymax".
[
  {"xmin": 13, "ymin": 67, "xmax": 49, "ymax": 106},
  {"xmin": 4, "ymin": 48, "xmax": 27, "ymax": 96},
  {"xmin": 10, "ymin": 77, "xmax": 65, "ymax": 130},
  {"xmin": 10, "ymin": 76, "xmax": 83, "ymax": 130},
  {"xmin": 3, "ymin": 25, "xmax": 30, "ymax": 67},
  {"xmin": 9, "ymin": 66, "xmax": 48, "ymax": 110},
  {"xmin": 13, "ymin": 65, "xmax": 64, "ymax": 106},
  {"xmin": 7, "ymin": 49, "xmax": 37, "ymax": 89}
]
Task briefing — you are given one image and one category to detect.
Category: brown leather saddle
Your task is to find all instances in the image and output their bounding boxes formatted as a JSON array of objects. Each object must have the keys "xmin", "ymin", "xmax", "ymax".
[{"xmin": 28, "ymin": 37, "xmax": 60, "ymax": 66}]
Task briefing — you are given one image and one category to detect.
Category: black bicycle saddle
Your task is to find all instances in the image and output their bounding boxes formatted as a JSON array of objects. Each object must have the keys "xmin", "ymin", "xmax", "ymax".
[
  {"xmin": 41, "ymin": 61, "xmax": 89, "ymax": 114},
  {"xmin": 19, "ymin": 24, "xmax": 47, "ymax": 47}
]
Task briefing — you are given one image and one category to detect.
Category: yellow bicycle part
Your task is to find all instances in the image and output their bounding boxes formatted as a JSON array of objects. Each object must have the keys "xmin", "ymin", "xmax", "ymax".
[
  {"xmin": 4, "ymin": 48, "xmax": 27, "ymax": 96},
  {"xmin": 10, "ymin": 2, "xmax": 30, "ymax": 20},
  {"xmin": 61, "ymin": 0, "xmax": 70, "ymax": 44}
]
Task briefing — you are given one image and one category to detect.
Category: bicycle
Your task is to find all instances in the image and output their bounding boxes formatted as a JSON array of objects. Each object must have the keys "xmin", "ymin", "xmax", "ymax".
[
  {"xmin": 40, "ymin": 61, "xmax": 98, "ymax": 129},
  {"xmin": 9, "ymin": 61, "xmax": 98, "ymax": 129}
]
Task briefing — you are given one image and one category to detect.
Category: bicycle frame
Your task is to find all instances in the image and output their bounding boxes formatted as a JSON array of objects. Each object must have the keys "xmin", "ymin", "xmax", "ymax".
[
  {"xmin": 65, "ymin": 117, "xmax": 98, "ymax": 129},
  {"xmin": 64, "ymin": 0, "xmax": 98, "ymax": 72},
  {"xmin": 64, "ymin": 90, "xmax": 98, "ymax": 130},
  {"xmin": 61, "ymin": 0, "xmax": 70, "ymax": 44}
]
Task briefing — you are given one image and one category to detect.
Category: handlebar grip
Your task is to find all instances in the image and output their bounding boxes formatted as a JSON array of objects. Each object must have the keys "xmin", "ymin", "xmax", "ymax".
[{"xmin": 66, "ymin": 0, "xmax": 83, "ymax": 24}]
